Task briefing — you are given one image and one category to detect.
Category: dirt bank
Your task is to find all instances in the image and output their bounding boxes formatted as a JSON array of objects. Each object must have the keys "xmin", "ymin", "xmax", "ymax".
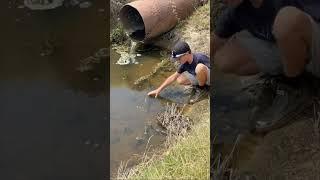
[{"xmin": 237, "ymin": 115, "xmax": 320, "ymax": 179}]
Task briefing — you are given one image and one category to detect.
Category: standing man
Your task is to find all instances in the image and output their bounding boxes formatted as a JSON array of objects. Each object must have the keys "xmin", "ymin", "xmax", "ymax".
[
  {"xmin": 213, "ymin": 0, "xmax": 320, "ymax": 132},
  {"xmin": 148, "ymin": 41, "xmax": 210, "ymax": 104}
]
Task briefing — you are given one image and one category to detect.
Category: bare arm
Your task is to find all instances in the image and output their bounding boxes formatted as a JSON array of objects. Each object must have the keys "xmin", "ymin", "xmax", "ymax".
[
  {"xmin": 147, "ymin": 72, "xmax": 180, "ymax": 97},
  {"xmin": 157, "ymin": 72, "xmax": 180, "ymax": 91}
]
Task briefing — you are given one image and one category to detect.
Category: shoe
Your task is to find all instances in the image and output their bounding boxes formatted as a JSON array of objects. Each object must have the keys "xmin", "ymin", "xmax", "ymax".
[
  {"xmin": 247, "ymin": 76, "xmax": 310, "ymax": 133},
  {"xmin": 183, "ymin": 85, "xmax": 195, "ymax": 95},
  {"xmin": 188, "ymin": 86, "xmax": 209, "ymax": 104}
]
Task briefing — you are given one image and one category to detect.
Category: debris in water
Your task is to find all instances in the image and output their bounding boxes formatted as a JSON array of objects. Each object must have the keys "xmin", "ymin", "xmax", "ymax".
[
  {"xmin": 94, "ymin": 48, "xmax": 107, "ymax": 58},
  {"xmin": 116, "ymin": 52, "xmax": 136, "ymax": 65},
  {"xmin": 116, "ymin": 41, "xmax": 139, "ymax": 65},
  {"xmin": 17, "ymin": 5, "xmax": 25, "ymax": 9},
  {"xmin": 156, "ymin": 103, "xmax": 191, "ymax": 136},
  {"xmin": 144, "ymin": 125, "xmax": 149, "ymax": 135},
  {"xmin": 40, "ymin": 39, "xmax": 55, "ymax": 56},
  {"xmin": 137, "ymin": 53, "xmax": 141, "ymax": 57},
  {"xmin": 93, "ymin": 77, "xmax": 99, "ymax": 81},
  {"xmin": 76, "ymin": 64, "xmax": 93, "ymax": 72},
  {"xmin": 98, "ymin": 8, "xmax": 105, "ymax": 12},
  {"xmin": 76, "ymin": 48, "xmax": 105, "ymax": 72},
  {"xmin": 93, "ymin": 143, "xmax": 100, "ymax": 149},
  {"xmin": 24, "ymin": 0, "xmax": 64, "ymax": 10},
  {"xmin": 135, "ymin": 136, "xmax": 144, "ymax": 145},
  {"xmin": 79, "ymin": 1, "xmax": 91, "ymax": 8},
  {"xmin": 69, "ymin": 0, "xmax": 80, "ymax": 6},
  {"xmin": 123, "ymin": 127, "xmax": 134, "ymax": 136}
]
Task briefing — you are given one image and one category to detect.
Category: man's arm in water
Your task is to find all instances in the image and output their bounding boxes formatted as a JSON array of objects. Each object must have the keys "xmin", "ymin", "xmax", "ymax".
[{"xmin": 147, "ymin": 72, "xmax": 180, "ymax": 98}]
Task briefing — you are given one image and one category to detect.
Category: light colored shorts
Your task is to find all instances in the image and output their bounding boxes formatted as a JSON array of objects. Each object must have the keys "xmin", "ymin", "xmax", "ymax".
[
  {"xmin": 182, "ymin": 66, "xmax": 210, "ymax": 86},
  {"xmin": 236, "ymin": 16, "xmax": 320, "ymax": 78}
]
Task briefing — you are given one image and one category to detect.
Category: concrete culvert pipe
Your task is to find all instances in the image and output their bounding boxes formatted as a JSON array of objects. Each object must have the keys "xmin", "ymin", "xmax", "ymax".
[{"xmin": 119, "ymin": 0, "xmax": 206, "ymax": 41}]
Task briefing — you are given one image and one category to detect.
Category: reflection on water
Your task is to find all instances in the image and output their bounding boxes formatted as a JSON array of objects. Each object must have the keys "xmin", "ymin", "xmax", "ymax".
[
  {"xmin": 0, "ymin": 1, "xmax": 107, "ymax": 179},
  {"xmin": 110, "ymin": 49, "xmax": 167, "ymax": 176}
]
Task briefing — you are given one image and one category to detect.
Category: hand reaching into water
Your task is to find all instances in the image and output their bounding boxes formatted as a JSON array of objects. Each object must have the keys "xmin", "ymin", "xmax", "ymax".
[{"xmin": 147, "ymin": 89, "xmax": 160, "ymax": 98}]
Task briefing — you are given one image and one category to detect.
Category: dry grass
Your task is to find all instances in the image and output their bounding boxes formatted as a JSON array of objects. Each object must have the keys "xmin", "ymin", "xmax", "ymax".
[
  {"xmin": 211, "ymin": 136, "xmax": 241, "ymax": 180},
  {"xmin": 313, "ymin": 99, "xmax": 320, "ymax": 142},
  {"xmin": 178, "ymin": 2, "xmax": 210, "ymax": 55},
  {"xmin": 156, "ymin": 103, "xmax": 191, "ymax": 137},
  {"xmin": 110, "ymin": 0, "xmax": 127, "ymax": 22}
]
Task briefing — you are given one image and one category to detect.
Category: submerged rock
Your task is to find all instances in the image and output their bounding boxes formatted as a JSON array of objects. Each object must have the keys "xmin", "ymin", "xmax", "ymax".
[{"xmin": 135, "ymin": 136, "xmax": 144, "ymax": 146}]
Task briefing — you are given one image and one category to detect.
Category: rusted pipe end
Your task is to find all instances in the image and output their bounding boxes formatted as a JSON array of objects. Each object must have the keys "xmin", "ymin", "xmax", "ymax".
[
  {"xmin": 119, "ymin": 5, "xmax": 145, "ymax": 41},
  {"xmin": 120, "ymin": 0, "xmax": 205, "ymax": 42}
]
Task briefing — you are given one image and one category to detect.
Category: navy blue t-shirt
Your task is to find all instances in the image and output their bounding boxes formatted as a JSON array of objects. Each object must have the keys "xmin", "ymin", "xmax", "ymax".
[
  {"xmin": 215, "ymin": 0, "xmax": 320, "ymax": 42},
  {"xmin": 177, "ymin": 53, "xmax": 210, "ymax": 75}
]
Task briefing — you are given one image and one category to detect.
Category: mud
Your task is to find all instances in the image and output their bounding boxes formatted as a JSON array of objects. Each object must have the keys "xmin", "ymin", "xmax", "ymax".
[{"xmin": 238, "ymin": 119, "xmax": 320, "ymax": 180}]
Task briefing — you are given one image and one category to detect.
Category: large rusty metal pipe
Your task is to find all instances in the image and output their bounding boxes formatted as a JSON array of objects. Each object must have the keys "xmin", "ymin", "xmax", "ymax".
[{"xmin": 119, "ymin": 0, "xmax": 204, "ymax": 41}]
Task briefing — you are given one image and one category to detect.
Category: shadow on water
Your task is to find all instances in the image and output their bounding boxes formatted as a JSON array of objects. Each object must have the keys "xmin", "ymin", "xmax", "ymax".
[
  {"xmin": 0, "ymin": 1, "xmax": 107, "ymax": 179},
  {"xmin": 211, "ymin": 69, "xmax": 266, "ymax": 173},
  {"xmin": 212, "ymin": 69, "xmax": 256, "ymax": 143}
]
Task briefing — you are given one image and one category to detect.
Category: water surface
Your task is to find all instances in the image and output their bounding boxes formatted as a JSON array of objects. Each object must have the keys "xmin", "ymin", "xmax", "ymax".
[
  {"xmin": 110, "ymin": 49, "xmax": 168, "ymax": 176},
  {"xmin": 0, "ymin": 1, "xmax": 107, "ymax": 179}
]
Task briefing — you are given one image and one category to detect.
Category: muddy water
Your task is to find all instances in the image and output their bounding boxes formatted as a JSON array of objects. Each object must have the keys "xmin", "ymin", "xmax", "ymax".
[
  {"xmin": 0, "ymin": 1, "xmax": 107, "ymax": 179},
  {"xmin": 110, "ymin": 49, "xmax": 168, "ymax": 176}
]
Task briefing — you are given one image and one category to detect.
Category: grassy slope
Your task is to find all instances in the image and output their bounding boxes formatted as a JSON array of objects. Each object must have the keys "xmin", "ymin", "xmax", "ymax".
[
  {"xmin": 118, "ymin": 3, "xmax": 210, "ymax": 180},
  {"xmin": 177, "ymin": 2, "xmax": 210, "ymax": 55},
  {"xmin": 123, "ymin": 101, "xmax": 210, "ymax": 180}
]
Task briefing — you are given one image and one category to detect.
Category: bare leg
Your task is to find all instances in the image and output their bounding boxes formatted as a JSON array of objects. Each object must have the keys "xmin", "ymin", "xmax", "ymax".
[
  {"xmin": 195, "ymin": 64, "xmax": 209, "ymax": 86},
  {"xmin": 273, "ymin": 6, "xmax": 312, "ymax": 77}
]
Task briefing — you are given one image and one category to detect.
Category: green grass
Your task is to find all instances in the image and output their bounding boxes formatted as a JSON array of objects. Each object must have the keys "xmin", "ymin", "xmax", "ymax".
[
  {"xmin": 110, "ymin": 22, "xmax": 128, "ymax": 45},
  {"xmin": 136, "ymin": 117, "xmax": 209, "ymax": 179},
  {"xmin": 117, "ymin": 111, "xmax": 210, "ymax": 180}
]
